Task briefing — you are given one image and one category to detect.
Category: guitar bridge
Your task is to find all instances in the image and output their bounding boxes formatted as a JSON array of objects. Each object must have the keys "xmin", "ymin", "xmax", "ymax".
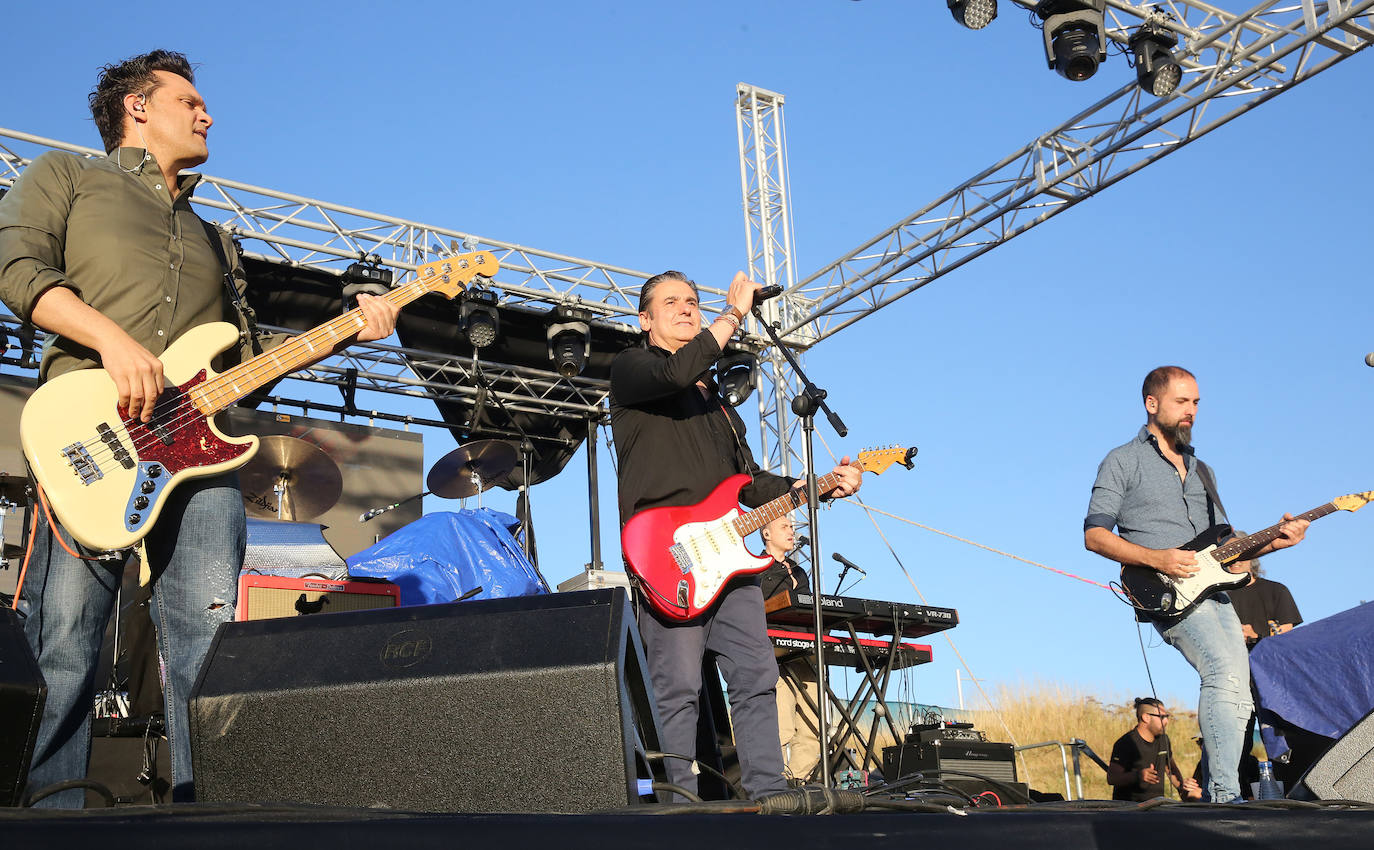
[
  {"xmin": 669, "ymin": 542, "xmax": 691, "ymax": 575},
  {"xmin": 62, "ymin": 442, "xmax": 103, "ymax": 484}
]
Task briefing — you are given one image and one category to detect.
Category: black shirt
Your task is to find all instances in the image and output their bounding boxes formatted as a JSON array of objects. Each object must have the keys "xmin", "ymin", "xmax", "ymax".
[
  {"xmin": 609, "ymin": 330, "xmax": 791, "ymax": 525},
  {"xmin": 1109, "ymin": 729, "xmax": 1176, "ymax": 801},
  {"xmin": 759, "ymin": 556, "xmax": 810, "ymax": 601},
  {"xmin": 1228, "ymin": 577, "xmax": 1302, "ymax": 647}
]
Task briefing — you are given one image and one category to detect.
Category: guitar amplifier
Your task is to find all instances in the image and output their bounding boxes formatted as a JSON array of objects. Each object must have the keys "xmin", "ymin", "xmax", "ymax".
[
  {"xmin": 883, "ymin": 739, "xmax": 1018, "ymax": 785},
  {"xmin": 236, "ymin": 575, "xmax": 400, "ymax": 621}
]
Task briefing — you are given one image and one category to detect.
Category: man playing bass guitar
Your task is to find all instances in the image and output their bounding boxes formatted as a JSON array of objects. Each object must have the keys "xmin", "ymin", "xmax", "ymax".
[
  {"xmin": 610, "ymin": 269, "xmax": 860, "ymax": 799},
  {"xmin": 0, "ymin": 50, "xmax": 398, "ymax": 807},
  {"xmin": 1084, "ymin": 365, "xmax": 1307, "ymax": 802}
]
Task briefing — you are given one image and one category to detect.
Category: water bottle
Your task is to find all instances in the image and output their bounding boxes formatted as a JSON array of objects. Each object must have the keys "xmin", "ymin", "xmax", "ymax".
[{"xmin": 1255, "ymin": 760, "xmax": 1285, "ymax": 800}]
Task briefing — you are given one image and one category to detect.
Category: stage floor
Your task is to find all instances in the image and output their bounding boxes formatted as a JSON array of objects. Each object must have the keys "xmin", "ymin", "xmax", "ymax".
[{"xmin": 5, "ymin": 798, "xmax": 1373, "ymax": 850}]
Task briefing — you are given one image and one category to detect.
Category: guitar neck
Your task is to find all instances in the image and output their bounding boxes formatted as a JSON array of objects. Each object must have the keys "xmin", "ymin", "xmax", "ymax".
[
  {"xmin": 191, "ymin": 277, "xmax": 433, "ymax": 415},
  {"xmin": 733, "ymin": 469, "xmax": 846, "ymax": 537},
  {"xmin": 1212, "ymin": 501, "xmax": 1337, "ymax": 562}
]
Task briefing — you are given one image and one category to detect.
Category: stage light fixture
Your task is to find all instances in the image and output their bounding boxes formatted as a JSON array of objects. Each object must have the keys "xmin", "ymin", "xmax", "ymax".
[
  {"xmin": 1129, "ymin": 24, "xmax": 1182, "ymax": 97},
  {"xmin": 716, "ymin": 352, "xmax": 758, "ymax": 408},
  {"xmin": 547, "ymin": 321, "xmax": 590, "ymax": 378},
  {"xmin": 341, "ymin": 261, "xmax": 394, "ymax": 300},
  {"xmin": 460, "ymin": 288, "xmax": 500, "ymax": 349},
  {"xmin": 1036, "ymin": 0, "xmax": 1106, "ymax": 82},
  {"xmin": 948, "ymin": 0, "xmax": 997, "ymax": 30}
]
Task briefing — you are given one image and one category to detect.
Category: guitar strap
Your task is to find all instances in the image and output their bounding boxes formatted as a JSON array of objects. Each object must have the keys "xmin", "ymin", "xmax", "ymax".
[
  {"xmin": 1195, "ymin": 459, "xmax": 1226, "ymax": 528},
  {"xmin": 201, "ymin": 221, "xmax": 265, "ymax": 357}
]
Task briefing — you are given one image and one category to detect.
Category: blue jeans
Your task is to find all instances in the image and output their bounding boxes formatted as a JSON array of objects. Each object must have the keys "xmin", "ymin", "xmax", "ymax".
[
  {"xmin": 637, "ymin": 581, "xmax": 788, "ymax": 799},
  {"xmin": 1155, "ymin": 594, "xmax": 1252, "ymax": 802},
  {"xmin": 19, "ymin": 475, "xmax": 243, "ymax": 807}
]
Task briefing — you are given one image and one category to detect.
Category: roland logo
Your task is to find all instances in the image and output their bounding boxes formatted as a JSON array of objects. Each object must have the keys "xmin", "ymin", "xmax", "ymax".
[{"xmin": 381, "ymin": 630, "xmax": 433, "ymax": 668}]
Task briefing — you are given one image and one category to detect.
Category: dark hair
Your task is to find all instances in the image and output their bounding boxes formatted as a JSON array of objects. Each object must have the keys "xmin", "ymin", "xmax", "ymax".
[
  {"xmin": 1141, "ymin": 365, "xmax": 1195, "ymax": 404},
  {"xmin": 638, "ymin": 270, "xmax": 698, "ymax": 314},
  {"xmin": 1133, "ymin": 696, "xmax": 1163, "ymax": 719},
  {"xmin": 89, "ymin": 50, "xmax": 196, "ymax": 153}
]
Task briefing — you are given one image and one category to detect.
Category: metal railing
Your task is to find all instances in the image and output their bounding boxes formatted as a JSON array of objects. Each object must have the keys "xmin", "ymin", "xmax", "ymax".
[{"xmin": 1014, "ymin": 737, "xmax": 1111, "ymax": 801}]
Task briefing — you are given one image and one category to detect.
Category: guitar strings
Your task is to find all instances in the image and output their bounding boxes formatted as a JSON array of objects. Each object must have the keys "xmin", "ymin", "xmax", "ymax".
[{"xmin": 64, "ymin": 273, "xmax": 437, "ymax": 469}]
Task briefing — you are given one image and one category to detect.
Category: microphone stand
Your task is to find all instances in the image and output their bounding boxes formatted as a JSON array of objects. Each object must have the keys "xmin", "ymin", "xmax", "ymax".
[
  {"xmin": 833, "ymin": 564, "xmax": 853, "ymax": 596},
  {"xmin": 750, "ymin": 300, "xmax": 848, "ymax": 789},
  {"xmin": 470, "ymin": 353, "xmax": 543, "ymax": 569}
]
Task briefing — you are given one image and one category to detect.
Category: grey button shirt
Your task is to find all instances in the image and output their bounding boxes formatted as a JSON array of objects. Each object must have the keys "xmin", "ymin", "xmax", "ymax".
[{"xmin": 1085, "ymin": 425, "xmax": 1225, "ymax": 550}]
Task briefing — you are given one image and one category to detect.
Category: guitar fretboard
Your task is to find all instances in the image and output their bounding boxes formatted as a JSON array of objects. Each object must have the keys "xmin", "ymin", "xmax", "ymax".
[
  {"xmin": 1212, "ymin": 502, "xmax": 1337, "ymax": 563},
  {"xmin": 187, "ymin": 260, "xmax": 479, "ymax": 416},
  {"xmin": 731, "ymin": 470, "xmax": 849, "ymax": 537}
]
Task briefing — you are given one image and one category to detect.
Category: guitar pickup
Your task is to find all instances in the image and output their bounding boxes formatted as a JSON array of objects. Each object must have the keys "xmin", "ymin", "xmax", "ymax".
[
  {"xmin": 148, "ymin": 419, "xmax": 174, "ymax": 447},
  {"xmin": 62, "ymin": 442, "xmax": 103, "ymax": 484},
  {"xmin": 96, "ymin": 422, "xmax": 135, "ymax": 470}
]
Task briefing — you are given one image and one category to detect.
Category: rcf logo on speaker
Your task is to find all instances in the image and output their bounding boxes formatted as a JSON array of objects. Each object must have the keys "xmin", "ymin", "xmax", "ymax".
[{"xmin": 380, "ymin": 630, "xmax": 434, "ymax": 668}]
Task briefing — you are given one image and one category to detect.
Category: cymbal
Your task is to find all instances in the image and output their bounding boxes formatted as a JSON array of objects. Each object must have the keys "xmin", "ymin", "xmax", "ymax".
[
  {"xmin": 428, "ymin": 440, "xmax": 517, "ymax": 499},
  {"xmin": 240, "ymin": 436, "xmax": 342, "ymax": 521},
  {"xmin": 0, "ymin": 474, "xmax": 30, "ymax": 505}
]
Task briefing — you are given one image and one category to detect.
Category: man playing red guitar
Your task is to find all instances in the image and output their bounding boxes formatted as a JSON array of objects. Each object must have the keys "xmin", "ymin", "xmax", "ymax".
[
  {"xmin": 610, "ymin": 269, "xmax": 860, "ymax": 800},
  {"xmin": 0, "ymin": 51, "xmax": 397, "ymax": 807}
]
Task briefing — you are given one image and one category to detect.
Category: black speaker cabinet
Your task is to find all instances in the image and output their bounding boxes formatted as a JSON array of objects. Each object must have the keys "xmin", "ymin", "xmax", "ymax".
[
  {"xmin": 190, "ymin": 588, "xmax": 663, "ymax": 813},
  {"xmin": 1297, "ymin": 707, "xmax": 1374, "ymax": 803},
  {"xmin": 1, "ymin": 606, "xmax": 46, "ymax": 806}
]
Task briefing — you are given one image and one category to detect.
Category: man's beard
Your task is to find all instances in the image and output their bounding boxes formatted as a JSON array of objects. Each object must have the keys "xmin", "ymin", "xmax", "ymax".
[{"xmin": 1161, "ymin": 421, "xmax": 1193, "ymax": 448}]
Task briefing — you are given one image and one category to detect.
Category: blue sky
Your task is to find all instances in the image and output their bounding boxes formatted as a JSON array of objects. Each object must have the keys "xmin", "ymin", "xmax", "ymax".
[{"xmin": 5, "ymin": 1, "xmax": 1372, "ymax": 715}]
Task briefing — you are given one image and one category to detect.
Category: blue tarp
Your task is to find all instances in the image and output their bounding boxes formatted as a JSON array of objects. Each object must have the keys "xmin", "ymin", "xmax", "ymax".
[
  {"xmin": 1251, "ymin": 601, "xmax": 1374, "ymax": 742},
  {"xmin": 346, "ymin": 509, "xmax": 549, "ymax": 606}
]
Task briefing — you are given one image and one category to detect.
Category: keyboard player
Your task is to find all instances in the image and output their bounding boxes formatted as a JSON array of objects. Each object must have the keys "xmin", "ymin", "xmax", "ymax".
[{"xmin": 758, "ymin": 515, "xmax": 821, "ymax": 784}]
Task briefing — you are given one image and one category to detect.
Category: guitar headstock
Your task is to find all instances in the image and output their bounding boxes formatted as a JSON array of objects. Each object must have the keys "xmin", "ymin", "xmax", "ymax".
[
  {"xmin": 414, "ymin": 251, "xmax": 499, "ymax": 300},
  {"xmin": 1332, "ymin": 491, "xmax": 1374, "ymax": 513},
  {"xmin": 856, "ymin": 445, "xmax": 918, "ymax": 476}
]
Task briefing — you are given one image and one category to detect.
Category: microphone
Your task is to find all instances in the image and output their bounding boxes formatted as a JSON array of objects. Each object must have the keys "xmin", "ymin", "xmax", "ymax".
[
  {"xmin": 833, "ymin": 552, "xmax": 866, "ymax": 575},
  {"xmin": 359, "ymin": 505, "xmax": 391, "ymax": 522},
  {"xmin": 796, "ymin": 534, "xmax": 810, "ymax": 548},
  {"xmin": 755, "ymin": 284, "xmax": 784, "ymax": 302},
  {"xmin": 1365, "ymin": 352, "xmax": 1374, "ymax": 368}
]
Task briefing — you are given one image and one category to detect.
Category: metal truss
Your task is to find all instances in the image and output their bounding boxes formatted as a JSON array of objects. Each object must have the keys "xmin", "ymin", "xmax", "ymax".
[
  {"xmin": 787, "ymin": 0, "xmax": 1374, "ymax": 343},
  {"xmin": 737, "ymin": 83, "xmax": 813, "ymax": 485},
  {"xmin": 0, "ymin": 312, "xmax": 604, "ymax": 447},
  {"xmin": 0, "ymin": 127, "xmax": 739, "ymax": 326}
]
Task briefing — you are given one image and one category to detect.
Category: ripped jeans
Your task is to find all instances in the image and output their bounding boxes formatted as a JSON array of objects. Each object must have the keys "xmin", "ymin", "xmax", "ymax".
[
  {"xmin": 19, "ymin": 475, "xmax": 243, "ymax": 807},
  {"xmin": 1156, "ymin": 594, "xmax": 1253, "ymax": 802}
]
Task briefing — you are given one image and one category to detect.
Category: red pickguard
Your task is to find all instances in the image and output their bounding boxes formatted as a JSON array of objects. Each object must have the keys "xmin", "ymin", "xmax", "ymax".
[{"xmin": 121, "ymin": 370, "xmax": 251, "ymax": 474}]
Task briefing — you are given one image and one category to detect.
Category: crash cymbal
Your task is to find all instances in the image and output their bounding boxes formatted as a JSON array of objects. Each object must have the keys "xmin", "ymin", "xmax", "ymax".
[
  {"xmin": 0, "ymin": 474, "xmax": 30, "ymax": 505},
  {"xmin": 427, "ymin": 440, "xmax": 517, "ymax": 499},
  {"xmin": 240, "ymin": 436, "xmax": 343, "ymax": 521}
]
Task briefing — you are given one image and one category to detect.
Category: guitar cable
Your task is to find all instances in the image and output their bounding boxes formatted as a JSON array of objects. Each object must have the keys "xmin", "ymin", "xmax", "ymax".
[{"xmin": 9, "ymin": 479, "xmax": 112, "ymax": 609}]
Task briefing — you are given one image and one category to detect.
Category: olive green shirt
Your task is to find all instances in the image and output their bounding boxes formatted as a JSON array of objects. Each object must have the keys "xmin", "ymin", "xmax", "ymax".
[{"xmin": 0, "ymin": 148, "xmax": 262, "ymax": 382}]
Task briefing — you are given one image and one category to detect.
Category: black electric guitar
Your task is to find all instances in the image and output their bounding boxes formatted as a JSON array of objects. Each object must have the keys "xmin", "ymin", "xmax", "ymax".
[{"xmin": 1119, "ymin": 491, "xmax": 1372, "ymax": 617}]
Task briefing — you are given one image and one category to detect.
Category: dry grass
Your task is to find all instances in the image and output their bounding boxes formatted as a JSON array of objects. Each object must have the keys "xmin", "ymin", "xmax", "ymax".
[{"xmin": 968, "ymin": 681, "xmax": 1202, "ymax": 800}]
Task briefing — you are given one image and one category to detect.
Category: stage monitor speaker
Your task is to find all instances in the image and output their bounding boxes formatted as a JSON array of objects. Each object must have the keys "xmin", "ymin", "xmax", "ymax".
[
  {"xmin": 190, "ymin": 588, "xmax": 663, "ymax": 813},
  {"xmin": 1, "ymin": 606, "xmax": 46, "ymax": 807},
  {"xmin": 1296, "ymin": 707, "xmax": 1374, "ymax": 803}
]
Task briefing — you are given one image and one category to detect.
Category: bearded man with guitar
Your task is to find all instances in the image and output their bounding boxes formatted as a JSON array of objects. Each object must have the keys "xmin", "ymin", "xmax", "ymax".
[
  {"xmin": 0, "ymin": 51, "xmax": 399, "ymax": 806},
  {"xmin": 1084, "ymin": 365, "xmax": 1308, "ymax": 803},
  {"xmin": 610, "ymin": 270, "xmax": 861, "ymax": 799}
]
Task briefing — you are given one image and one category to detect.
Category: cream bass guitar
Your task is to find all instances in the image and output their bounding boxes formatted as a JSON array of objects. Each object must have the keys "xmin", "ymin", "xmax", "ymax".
[{"xmin": 20, "ymin": 252, "xmax": 496, "ymax": 551}]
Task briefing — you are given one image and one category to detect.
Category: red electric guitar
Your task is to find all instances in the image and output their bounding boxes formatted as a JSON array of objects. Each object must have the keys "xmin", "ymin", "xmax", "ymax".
[{"xmin": 622, "ymin": 446, "xmax": 917, "ymax": 621}]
